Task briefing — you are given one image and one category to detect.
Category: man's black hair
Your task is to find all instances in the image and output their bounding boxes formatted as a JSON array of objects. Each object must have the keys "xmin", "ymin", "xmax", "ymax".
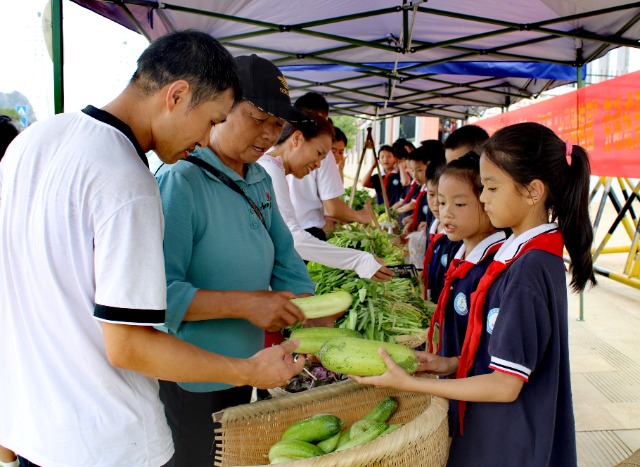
[
  {"xmin": 131, "ymin": 29, "xmax": 242, "ymax": 109},
  {"xmin": 294, "ymin": 92, "xmax": 329, "ymax": 114}
]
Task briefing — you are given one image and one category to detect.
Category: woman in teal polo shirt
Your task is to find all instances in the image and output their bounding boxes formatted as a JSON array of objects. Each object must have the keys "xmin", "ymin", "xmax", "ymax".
[{"xmin": 156, "ymin": 55, "xmax": 316, "ymax": 467}]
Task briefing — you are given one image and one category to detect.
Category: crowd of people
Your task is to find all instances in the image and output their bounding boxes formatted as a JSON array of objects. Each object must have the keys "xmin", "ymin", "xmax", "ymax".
[{"xmin": 0, "ymin": 29, "xmax": 594, "ymax": 467}]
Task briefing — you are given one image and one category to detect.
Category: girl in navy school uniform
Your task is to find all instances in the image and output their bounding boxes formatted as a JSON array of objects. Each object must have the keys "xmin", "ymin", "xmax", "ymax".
[
  {"xmin": 352, "ymin": 122, "xmax": 595, "ymax": 467},
  {"xmin": 424, "ymin": 152, "xmax": 506, "ymax": 435}
]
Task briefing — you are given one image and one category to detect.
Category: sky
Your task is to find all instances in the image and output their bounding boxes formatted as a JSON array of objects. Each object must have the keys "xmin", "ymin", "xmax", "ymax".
[{"xmin": 0, "ymin": 0, "xmax": 149, "ymax": 121}]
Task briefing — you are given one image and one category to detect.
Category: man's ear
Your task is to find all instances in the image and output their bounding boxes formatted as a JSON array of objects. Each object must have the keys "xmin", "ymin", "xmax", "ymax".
[
  {"xmin": 165, "ymin": 80, "xmax": 190, "ymax": 111},
  {"xmin": 525, "ymin": 179, "xmax": 546, "ymax": 206}
]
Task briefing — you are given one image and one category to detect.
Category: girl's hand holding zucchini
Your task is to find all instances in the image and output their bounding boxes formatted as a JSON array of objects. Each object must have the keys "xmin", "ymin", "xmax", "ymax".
[
  {"xmin": 415, "ymin": 351, "xmax": 459, "ymax": 376},
  {"xmin": 348, "ymin": 347, "xmax": 416, "ymax": 390}
]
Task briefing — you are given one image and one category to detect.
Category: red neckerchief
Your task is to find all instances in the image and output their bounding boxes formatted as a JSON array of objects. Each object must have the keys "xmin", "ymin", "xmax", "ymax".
[
  {"xmin": 455, "ymin": 227, "xmax": 564, "ymax": 434},
  {"xmin": 382, "ymin": 173, "xmax": 390, "ymax": 191},
  {"xmin": 410, "ymin": 187, "xmax": 427, "ymax": 231},
  {"xmin": 402, "ymin": 181, "xmax": 419, "ymax": 204},
  {"xmin": 422, "ymin": 220, "xmax": 444, "ymax": 296},
  {"xmin": 427, "ymin": 232, "xmax": 505, "ymax": 354}
]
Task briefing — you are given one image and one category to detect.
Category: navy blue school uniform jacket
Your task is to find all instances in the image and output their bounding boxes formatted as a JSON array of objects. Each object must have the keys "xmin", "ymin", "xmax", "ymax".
[
  {"xmin": 438, "ymin": 232, "xmax": 506, "ymax": 437},
  {"xmin": 447, "ymin": 249, "xmax": 576, "ymax": 467},
  {"xmin": 371, "ymin": 171, "xmax": 404, "ymax": 206},
  {"xmin": 398, "ymin": 181, "xmax": 420, "ymax": 225},
  {"xmin": 427, "ymin": 236, "xmax": 462, "ymax": 304}
]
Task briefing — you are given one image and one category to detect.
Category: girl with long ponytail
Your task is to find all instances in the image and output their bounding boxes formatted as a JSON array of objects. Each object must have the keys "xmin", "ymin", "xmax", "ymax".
[{"xmin": 352, "ymin": 122, "xmax": 595, "ymax": 467}]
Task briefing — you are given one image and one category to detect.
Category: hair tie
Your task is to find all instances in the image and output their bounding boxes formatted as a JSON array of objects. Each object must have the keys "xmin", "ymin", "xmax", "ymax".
[{"xmin": 565, "ymin": 140, "xmax": 573, "ymax": 166}]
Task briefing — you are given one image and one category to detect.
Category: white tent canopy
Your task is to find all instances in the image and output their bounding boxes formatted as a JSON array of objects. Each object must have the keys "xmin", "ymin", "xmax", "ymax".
[{"xmin": 70, "ymin": 0, "xmax": 640, "ymax": 118}]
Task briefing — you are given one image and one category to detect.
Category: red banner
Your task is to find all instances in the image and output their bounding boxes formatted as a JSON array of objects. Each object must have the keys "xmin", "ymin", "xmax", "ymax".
[{"xmin": 476, "ymin": 70, "xmax": 640, "ymax": 178}]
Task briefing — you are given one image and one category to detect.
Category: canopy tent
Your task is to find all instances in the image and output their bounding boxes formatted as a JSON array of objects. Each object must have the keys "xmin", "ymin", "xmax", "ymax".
[{"xmin": 69, "ymin": 0, "xmax": 640, "ymax": 119}]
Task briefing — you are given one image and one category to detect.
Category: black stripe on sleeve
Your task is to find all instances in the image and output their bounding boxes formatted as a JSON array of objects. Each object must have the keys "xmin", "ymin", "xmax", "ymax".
[{"xmin": 94, "ymin": 305, "xmax": 165, "ymax": 325}]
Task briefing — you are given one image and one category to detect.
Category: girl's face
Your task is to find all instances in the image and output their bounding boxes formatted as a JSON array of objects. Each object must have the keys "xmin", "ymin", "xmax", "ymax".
[
  {"xmin": 407, "ymin": 159, "xmax": 427, "ymax": 185},
  {"xmin": 479, "ymin": 155, "xmax": 539, "ymax": 237},
  {"xmin": 285, "ymin": 132, "xmax": 331, "ymax": 179},
  {"xmin": 378, "ymin": 150, "xmax": 397, "ymax": 173},
  {"xmin": 438, "ymin": 173, "xmax": 494, "ymax": 250},
  {"xmin": 426, "ymin": 180, "xmax": 439, "ymax": 219}
]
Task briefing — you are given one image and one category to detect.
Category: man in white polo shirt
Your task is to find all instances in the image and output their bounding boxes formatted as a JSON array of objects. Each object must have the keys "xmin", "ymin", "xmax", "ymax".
[{"xmin": 0, "ymin": 30, "xmax": 304, "ymax": 467}]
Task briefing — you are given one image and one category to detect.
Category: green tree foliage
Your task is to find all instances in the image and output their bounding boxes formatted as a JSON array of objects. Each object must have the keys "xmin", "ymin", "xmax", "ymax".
[
  {"xmin": 331, "ymin": 115, "xmax": 357, "ymax": 149},
  {"xmin": 0, "ymin": 108, "xmax": 20, "ymax": 122}
]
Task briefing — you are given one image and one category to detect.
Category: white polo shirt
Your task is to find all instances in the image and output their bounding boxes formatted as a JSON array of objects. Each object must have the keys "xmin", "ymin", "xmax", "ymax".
[
  {"xmin": 0, "ymin": 107, "xmax": 173, "ymax": 466},
  {"xmin": 287, "ymin": 150, "xmax": 344, "ymax": 230}
]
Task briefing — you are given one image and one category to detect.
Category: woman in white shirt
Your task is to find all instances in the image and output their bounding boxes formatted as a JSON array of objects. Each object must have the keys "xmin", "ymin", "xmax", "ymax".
[{"xmin": 258, "ymin": 112, "xmax": 393, "ymax": 281}]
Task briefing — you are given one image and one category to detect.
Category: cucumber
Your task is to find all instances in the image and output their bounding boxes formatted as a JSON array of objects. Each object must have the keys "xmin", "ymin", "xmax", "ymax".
[
  {"xmin": 268, "ymin": 439, "xmax": 324, "ymax": 462},
  {"xmin": 288, "ymin": 327, "xmax": 363, "ymax": 354},
  {"xmin": 362, "ymin": 396, "xmax": 398, "ymax": 423},
  {"xmin": 290, "ymin": 291, "xmax": 353, "ymax": 319},
  {"xmin": 318, "ymin": 337, "xmax": 419, "ymax": 376},
  {"xmin": 348, "ymin": 419, "xmax": 377, "ymax": 439},
  {"xmin": 335, "ymin": 427, "xmax": 352, "ymax": 450},
  {"xmin": 281, "ymin": 414, "xmax": 342, "ymax": 443},
  {"xmin": 380, "ymin": 423, "xmax": 403, "ymax": 437},
  {"xmin": 316, "ymin": 430, "xmax": 341, "ymax": 453},
  {"xmin": 335, "ymin": 421, "xmax": 388, "ymax": 452}
]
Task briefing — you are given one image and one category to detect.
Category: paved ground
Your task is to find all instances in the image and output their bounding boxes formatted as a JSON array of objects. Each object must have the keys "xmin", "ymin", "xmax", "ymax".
[{"xmin": 570, "ymin": 264, "xmax": 640, "ymax": 466}]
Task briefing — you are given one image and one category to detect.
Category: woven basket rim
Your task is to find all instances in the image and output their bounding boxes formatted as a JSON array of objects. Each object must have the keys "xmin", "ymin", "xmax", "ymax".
[{"xmin": 215, "ymin": 379, "xmax": 448, "ymax": 466}]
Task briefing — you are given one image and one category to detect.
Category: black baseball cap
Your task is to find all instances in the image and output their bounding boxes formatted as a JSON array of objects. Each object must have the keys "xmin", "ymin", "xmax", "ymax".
[{"xmin": 235, "ymin": 54, "xmax": 311, "ymax": 124}]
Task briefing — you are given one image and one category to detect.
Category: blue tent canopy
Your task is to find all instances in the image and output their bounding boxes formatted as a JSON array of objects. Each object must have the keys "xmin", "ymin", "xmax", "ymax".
[{"xmin": 69, "ymin": 0, "xmax": 640, "ymax": 118}]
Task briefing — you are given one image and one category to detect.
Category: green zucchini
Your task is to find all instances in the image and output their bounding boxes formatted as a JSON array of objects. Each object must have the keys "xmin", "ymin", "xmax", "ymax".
[
  {"xmin": 335, "ymin": 421, "xmax": 388, "ymax": 452},
  {"xmin": 348, "ymin": 419, "xmax": 377, "ymax": 439},
  {"xmin": 288, "ymin": 327, "xmax": 363, "ymax": 354},
  {"xmin": 318, "ymin": 337, "xmax": 419, "ymax": 376},
  {"xmin": 268, "ymin": 439, "xmax": 324, "ymax": 462},
  {"xmin": 290, "ymin": 291, "xmax": 353, "ymax": 319},
  {"xmin": 362, "ymin": 396, "xmax": 398, "ymax": 423},
  {"xmin": 380, "ymin": 423, "xmax": 403, "ymax": 437},
  {"xmin": 316, "ymin": 430, "xmax": 341, "ymax": 453},
  {"xmin": 335, "ymin": 427, "xmax": 352, "ymax": 450},
  {"xmin": 281, "ymin": 414, "xmax": 342, "ymax": 443}
]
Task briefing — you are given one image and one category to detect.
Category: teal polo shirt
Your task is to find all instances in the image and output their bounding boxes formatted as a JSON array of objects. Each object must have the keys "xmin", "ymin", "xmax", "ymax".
[{"xmin": 157, "ymin": 146, "xmax": 315, "ymax": 392}]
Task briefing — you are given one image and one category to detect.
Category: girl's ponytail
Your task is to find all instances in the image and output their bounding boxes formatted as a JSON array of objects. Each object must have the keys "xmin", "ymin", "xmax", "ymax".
[{"xmin": 556, "ymin": 144, "xmax": 596, "ymax": 292}]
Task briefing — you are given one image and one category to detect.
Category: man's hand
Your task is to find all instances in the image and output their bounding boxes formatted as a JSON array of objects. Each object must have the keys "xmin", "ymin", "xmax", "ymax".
[
  {"xmin": 239, "ymin": 290, "xmax": 306, "ymax": 332},
  {"xmin": 245, "ymin": 339, "xmax": 306, "ymax": 389}
]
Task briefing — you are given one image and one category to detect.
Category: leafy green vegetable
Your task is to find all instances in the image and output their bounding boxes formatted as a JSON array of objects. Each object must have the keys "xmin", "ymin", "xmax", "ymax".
[{"xmin": 307, "ymin": 224, "xmax": 432, "ymax": 344}]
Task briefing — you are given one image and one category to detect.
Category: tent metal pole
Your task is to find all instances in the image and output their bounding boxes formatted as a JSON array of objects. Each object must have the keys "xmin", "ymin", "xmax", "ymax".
[
  {"xmin": 577, "ymin": 62, "xmax": 585, "ymax": 320},
  {"xmin": 52, "ymin": 0, "xmax": 64, "ymax": 114}
]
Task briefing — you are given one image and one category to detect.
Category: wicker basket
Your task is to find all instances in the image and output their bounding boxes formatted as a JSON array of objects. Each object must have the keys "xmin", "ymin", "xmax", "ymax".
[
  {"xmin": 616, "ymin": 449, "xmax": 640, "ymax": 466},
  {"xmin": 214, "ymin": 379, "xmax": 449, "ymax": 466}
]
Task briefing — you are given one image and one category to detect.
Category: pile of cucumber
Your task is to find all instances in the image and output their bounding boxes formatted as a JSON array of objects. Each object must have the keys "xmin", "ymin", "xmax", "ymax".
[{"xmin": 268, "ymin": 397, "xmax": 400, "ymax": 464}]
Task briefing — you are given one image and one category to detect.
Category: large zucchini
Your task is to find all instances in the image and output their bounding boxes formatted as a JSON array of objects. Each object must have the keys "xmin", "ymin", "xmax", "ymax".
[
  {"xmin": 318, "ymin": 337, "xmax": 419, "ymax": 376},
  {"xmin": 290, "ymin": 291, "xmax": 353, "ymax": 319},
  {"xmin": 362, "ymin": 396, "xmax": 398, "ymax": 423},
  {"xmin": 268, "ymin": 439, "xmax": 324, "ymax": 462},
  {"xmin": 288, "ymin": 327, "xmax": 363, "ymax": 354},
  {"xmin": 281, "ymin": 414, "xmax": 342, "ymax": 443}
]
